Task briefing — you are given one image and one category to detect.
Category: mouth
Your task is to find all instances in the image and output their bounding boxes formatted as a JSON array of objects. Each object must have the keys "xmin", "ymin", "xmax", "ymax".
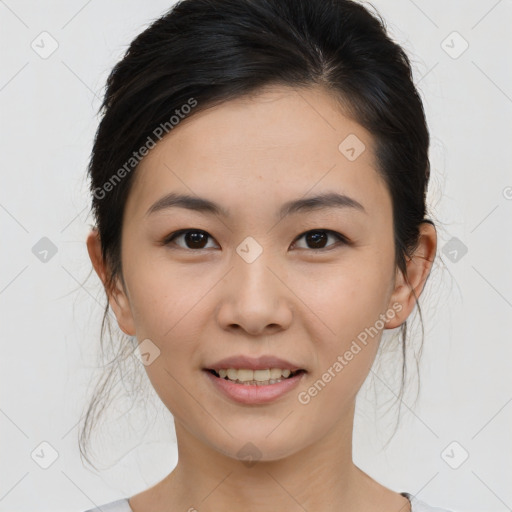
[
  {"xmin": 204, "ymin": 368, "xmax": 307, "ymax": 386},
  {"xmin": 203, "ymin": 366, "xmax": 307, "ymax": 404}
]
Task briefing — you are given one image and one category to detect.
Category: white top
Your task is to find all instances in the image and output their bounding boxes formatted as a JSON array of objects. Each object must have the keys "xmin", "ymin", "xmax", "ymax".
[{"xmin": 82, "ymin": 492, "xmax": 454, "ymax": 511}]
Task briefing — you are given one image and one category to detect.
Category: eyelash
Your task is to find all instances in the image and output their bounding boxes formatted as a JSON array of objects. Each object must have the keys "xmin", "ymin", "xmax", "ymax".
[{"xmin": 162, "ymin": 229, "xmax": 350, "ymax": 252}]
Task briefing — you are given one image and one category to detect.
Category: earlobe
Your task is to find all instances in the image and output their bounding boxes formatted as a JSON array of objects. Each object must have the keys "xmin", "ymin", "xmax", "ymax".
[
  {"xmin": 384, "ymin": 266, "xmax": 408, "ymax": 329},
  {"xmin": 86, "ymin": 227, "xmax": 136, "ymax": 336},
  {"xmin": 385, "ymin": 222, "xmax": 437, "ymax": 330},
  {"xmin": 108, "ymin": 280, "xmax": 137, "ymax": 336}
]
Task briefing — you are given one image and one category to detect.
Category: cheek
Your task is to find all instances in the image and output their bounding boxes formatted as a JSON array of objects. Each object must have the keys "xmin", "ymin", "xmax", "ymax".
[
  {"xmin": 296, "ymin": 257, "xmax": 392, "ymax": 376},
  {"xmin": 124, "ymin": 253, "xmax": 209, "ymax": 340},
  {"xmin": 297, "ymin": 270, "xmax": 386, "ymax": 411},
  {"xmin": 125, "ymin": 266, "xmax": 206, "ymax": 415},
  {"xmin": 299, "ymin": 257, "xmax": 392, "ymax": 330}
]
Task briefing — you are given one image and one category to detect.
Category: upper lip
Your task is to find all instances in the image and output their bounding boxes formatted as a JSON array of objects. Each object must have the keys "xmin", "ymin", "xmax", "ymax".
[{"xmin": 204, "ymin": 355, "xmax": 306, "ymax": 372}]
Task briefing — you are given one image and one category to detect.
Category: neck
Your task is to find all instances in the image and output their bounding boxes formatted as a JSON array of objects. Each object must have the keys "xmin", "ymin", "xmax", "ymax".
[
  {"xmin": 157, "ymin": 403, "xmax": 373, "ymax": 512},
  {"xmin": 128, "ymin": 399, "xmax": 411, "ymax": 512}
]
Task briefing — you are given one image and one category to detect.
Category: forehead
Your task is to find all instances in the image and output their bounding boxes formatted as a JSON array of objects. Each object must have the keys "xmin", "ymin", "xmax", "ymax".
[{"xmin": 125, "ymin": 85, "xmax": 391, "ymax": 222}]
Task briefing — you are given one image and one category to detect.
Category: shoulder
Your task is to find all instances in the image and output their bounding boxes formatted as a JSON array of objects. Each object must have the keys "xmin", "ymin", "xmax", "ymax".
[
  {"xmin": 402, "ymin": 492, "xmax": 455, "ymax": 512},
  {"xmin": 82, "ymin": 498, "xmax": 132, "ymax": 512}
]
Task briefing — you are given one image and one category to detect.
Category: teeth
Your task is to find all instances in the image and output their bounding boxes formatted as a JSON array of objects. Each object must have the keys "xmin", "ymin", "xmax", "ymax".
[{"xmin": 217, "ymin": 368, "xmax": 294, "ymax": 382}]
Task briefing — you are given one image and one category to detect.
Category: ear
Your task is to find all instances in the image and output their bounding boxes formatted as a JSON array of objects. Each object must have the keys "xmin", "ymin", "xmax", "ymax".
[
  {"xmin": 385, "ymin": 222, "xmax": 437, "ymax": 329},
  {"xmin": 86, "ymin": 227, "xmax": 136, "ymax": 336}
]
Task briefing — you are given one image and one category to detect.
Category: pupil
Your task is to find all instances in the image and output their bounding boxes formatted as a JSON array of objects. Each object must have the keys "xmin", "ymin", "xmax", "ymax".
[
  {"xmin": 186, "ymin": 231, "xmax": 207, "ymax": 249},
  {"xmin": 307, "ymin": 231, "xmax": 327, "ymax": 249},
  {"xmin": 184, "ymin": 230, "xmax": 328, "ymax": 250}
]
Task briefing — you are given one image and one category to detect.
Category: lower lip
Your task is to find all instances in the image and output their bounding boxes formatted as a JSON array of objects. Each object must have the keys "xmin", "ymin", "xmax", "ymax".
[{"xmin": 203, "ymin": 370, "xmax": 306, "ymax": 405}]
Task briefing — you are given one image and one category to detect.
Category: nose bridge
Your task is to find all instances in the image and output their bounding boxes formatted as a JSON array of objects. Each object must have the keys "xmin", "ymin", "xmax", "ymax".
[{"xmin": 232, "ymin": 239, "xmax": 279, "ymax": 303}]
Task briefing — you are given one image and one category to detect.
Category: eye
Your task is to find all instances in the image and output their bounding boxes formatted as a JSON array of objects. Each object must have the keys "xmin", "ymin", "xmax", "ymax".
[
  {"xmin": 163, "ymin": 229, "xmax": 219, "ymax": 250},
  {"xmin": 162, "ymin": 228, "xmax": 349, "ymax": 251},
  {"xmin": 291, "ymin": 229, "xmax": 348, "ymax": 250}
]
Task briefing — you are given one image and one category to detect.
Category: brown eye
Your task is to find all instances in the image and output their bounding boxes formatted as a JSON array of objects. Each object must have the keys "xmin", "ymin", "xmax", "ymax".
[
  {"xmin": 292, "ymin": 230, "xmax": 347, "ymax": 250},
  {"xmin": 163, "ymin": 228, "xmax": 348, "ymax": 252},
  {"xmin": 164, "ymin": 229, "xmax": 218, "ymax": 250}
]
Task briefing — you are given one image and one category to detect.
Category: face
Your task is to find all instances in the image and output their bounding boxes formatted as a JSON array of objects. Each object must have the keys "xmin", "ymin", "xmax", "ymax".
[{"xmin": 88, "ymin": 84, "xmax": 434, "ymax": 463}]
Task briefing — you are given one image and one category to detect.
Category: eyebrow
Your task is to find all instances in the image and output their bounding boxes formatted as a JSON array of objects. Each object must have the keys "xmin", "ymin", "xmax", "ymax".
[{"xmin": 145, "ymin": 191, "xmax": 367, "ymax": 219}]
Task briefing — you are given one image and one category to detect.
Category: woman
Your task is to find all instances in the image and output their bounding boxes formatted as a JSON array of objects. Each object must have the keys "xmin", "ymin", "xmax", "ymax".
[{"xmin": 81, "ymin": 0, "xmax": 453, "ymax": 510}]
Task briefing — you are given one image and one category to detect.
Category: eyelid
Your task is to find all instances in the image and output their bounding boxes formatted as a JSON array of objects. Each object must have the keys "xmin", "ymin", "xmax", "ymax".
[
  {"xmin": 162, "ymin": 228, "xmax": 349, "ymax": 251},
  {"xmin": 162, "ymin": 229, "xmax": 219, "ymax": 249},
  {"xmin": 291, "ymin": 229, "xmax": 349, "ymax": 250}
]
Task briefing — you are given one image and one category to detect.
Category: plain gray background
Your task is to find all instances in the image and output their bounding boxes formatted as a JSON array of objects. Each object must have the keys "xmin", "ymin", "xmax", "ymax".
[{"xmin": 1, "ymin": 1, "xmax": 511, "ymax": 510}]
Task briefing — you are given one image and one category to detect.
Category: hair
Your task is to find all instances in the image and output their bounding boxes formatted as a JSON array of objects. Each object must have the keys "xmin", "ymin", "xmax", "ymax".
[{"xmin": 79, "ymin": 0, "xmax": 437, "ymax": 469}]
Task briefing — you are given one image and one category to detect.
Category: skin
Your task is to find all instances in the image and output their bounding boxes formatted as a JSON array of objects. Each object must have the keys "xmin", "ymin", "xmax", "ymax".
[{"xmin": 87, "ymin": 84, "xmax": 437, "ymax": 512}]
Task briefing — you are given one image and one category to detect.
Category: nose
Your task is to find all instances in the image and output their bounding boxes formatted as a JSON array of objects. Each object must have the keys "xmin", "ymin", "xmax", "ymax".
[{"xmin": 215, "ymin": 250, "xmax": 293, "ymax": 336}]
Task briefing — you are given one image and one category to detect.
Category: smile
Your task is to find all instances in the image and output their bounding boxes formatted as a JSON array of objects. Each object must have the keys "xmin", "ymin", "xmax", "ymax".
[
  {"xmin": 208, "ymin": 368, "xmax": 304, "ymax": 385},
  {"xmin": 203, "ymin": 368, "xmax": 307, "ymax": 404}
]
